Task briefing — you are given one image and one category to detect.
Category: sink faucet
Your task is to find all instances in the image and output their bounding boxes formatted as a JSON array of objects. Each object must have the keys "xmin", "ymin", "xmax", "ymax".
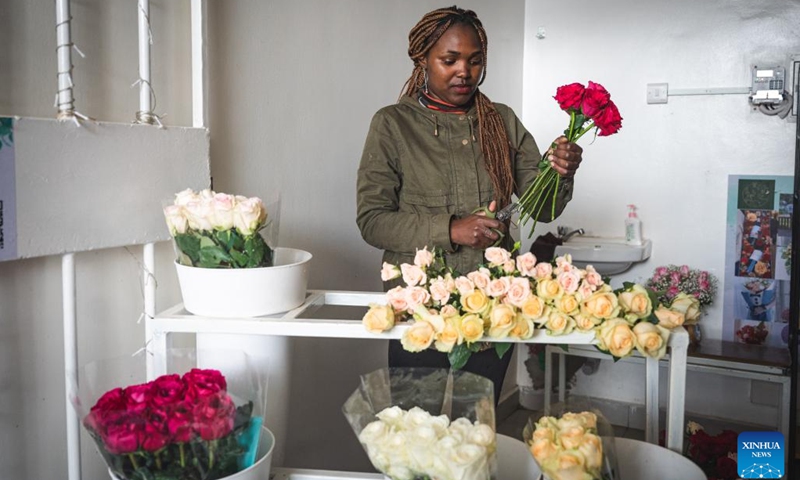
[{"xmin": 557, "ymin": 226, "xmax": 585, "ymax": 242}]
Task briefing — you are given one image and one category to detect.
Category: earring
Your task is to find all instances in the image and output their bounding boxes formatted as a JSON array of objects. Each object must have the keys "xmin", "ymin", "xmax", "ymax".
[{"xmin": 423, "ymin": 69, "xmax": 429, "ymax": 94}]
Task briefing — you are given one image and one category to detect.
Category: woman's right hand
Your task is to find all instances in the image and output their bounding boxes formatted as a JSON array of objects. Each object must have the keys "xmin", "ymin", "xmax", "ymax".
[{"xmin": 450, "ymin": 201, "xmax": 507, "ymax": 249}]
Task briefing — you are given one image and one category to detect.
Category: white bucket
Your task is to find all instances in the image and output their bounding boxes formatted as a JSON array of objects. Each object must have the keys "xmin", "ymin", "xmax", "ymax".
[{"xmin": 175, "ymin": 247, "xmax": 312, "ymax": 317}]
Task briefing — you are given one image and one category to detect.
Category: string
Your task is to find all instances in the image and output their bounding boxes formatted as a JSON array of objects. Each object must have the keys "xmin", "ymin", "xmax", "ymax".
[
  {"xmin": 54, "ymin": 14, "xmax": 94, "ymax": 127},
  {"xmin": 123, "ymin": 246, "xmax": 158, "ymax": 326},
  {"xmin": 131, "ymin": 2, "xmax": 165, "ymax": 128}
]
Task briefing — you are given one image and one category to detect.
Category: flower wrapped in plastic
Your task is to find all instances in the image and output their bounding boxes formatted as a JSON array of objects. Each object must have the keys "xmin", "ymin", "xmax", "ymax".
[
  {"xmin": 523, "ymin": 400, "xmax": 619, "ymax": 480},
  {"xmin": 69, "ymin": 349, "xmax": 271, "ymax": 480},
  {"xmin": 343, "ymin": 368, "xmax": 497, "ymax": 480}
]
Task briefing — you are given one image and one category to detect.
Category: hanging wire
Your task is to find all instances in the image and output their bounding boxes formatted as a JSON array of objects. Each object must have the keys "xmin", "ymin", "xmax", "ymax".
[
  {"xmin": 132, "ymin": 1, "xmax": 165, "ymax": 128},
  {"xmin": 757, "ymin": 91, "xmax": 794, "ymax": 119},
  {"xmin": 54, "ymin": 13, "xmax": 94, "ymax": 127}
]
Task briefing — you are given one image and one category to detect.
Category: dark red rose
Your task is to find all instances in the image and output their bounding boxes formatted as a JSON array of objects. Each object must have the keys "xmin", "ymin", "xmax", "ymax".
[
  {"xmin": 554, "ymin": 83, "xmax": 585, "ymax": 111},
  {"xmin": 151, "ymin": 374, "xmax": 185, "ymax": 408},
  {"xmin": 715, "ymin": 456, "xmax": 737, "ymax": 478},
  {"xmin": 581, "ymin": 81, "xmax": 611, "ymax": 118},
  {"xmin": 103, "ymin": 421, "xmax": 143, "ymax": 454},
  {"xmin": 86, "ymin": 388, "xmax": 127, "ymax": 432},
  {"xmin": 594, "ymin": 101, "xmax": 623, "ymax": 136},
  {"xmin": 192, "ymin": 392, "xmax": 235, "ymax": 441},
  {"xmin": 125, "ymin": 382, "xmax": 154, "ymax": 414},
  {"xmin": 167, "ymin": 401, "xmax": 194, "ymax": 443},
  {"xmin": 141, "ymin": 410, "xmax": 169, "ymax": 452},
  {"xmin": 183, "ymin": 369, "xmax": 227, "ymax": 400}
]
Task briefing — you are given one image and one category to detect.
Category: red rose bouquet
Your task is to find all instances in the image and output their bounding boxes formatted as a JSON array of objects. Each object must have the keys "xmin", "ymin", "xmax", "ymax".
[
  {"xmin": 516, "ymin": 81, "xmax": 623, "ymax": 235},
  {"xmin": 684, "ymin": 422, "xmax": 739, "ymax": 480},
  {"xmin": 71, "ymin": 351, "xmax": 269, "ymax": 480}
]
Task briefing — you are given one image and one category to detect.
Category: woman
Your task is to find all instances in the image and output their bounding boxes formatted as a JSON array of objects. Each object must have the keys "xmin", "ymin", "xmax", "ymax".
[{"xmin": 356, "ymin": 6, "xmax": 583, "ymax": 400}]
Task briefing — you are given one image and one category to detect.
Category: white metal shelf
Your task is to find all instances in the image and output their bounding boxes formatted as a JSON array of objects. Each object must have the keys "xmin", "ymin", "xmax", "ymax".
[{"xmin": 145, "ymin": 289, "xmax": 689, "ymax": 454}]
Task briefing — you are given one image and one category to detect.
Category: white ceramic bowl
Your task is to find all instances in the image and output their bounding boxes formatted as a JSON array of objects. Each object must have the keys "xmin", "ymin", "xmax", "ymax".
[{"xmin": 175, "ymin": 247, "xmax": 312, "ymax": 317}]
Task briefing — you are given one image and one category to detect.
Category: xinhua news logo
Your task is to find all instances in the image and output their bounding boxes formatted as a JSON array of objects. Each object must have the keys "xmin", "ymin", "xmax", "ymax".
[{"xmin": 738, "ymin": 431, "xmax": 784, "ymax": 478}]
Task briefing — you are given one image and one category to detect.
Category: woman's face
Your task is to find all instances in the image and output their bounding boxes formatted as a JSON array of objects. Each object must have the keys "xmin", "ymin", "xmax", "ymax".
[{"xmin": 421, "ymin": 23, "xmax": 484, "ymax": 106}]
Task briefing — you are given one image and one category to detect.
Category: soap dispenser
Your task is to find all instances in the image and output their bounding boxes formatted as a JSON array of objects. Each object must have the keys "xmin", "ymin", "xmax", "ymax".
[{"xmin": 625, "ymin": 204, "xmax": 643, "ymax": 246}]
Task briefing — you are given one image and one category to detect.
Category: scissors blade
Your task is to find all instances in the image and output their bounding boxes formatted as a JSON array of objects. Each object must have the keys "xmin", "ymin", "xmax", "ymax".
[{"xmin": 495, "ymin": 203, "xmax": 519, "ymax": 222}]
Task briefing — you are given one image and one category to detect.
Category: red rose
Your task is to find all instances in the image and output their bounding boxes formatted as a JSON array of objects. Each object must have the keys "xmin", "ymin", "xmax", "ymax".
[
  {"xmin": 141, "ymin": 410, "xmax": 169, "ymax": 452},
  {"xmin": 167, "ymin": 401, "xmax": 195, "ymax": 443},
  {"xmin": 151, "ymin": 374, "xmax": 185, "ymax": 408},
  {"xmin": 125, "ymin": 382, "xmax": 154, "ymax": 414},
  {"xmin": 581, "ymin": 81, "xmax": 611, "ymax": 118},
  {"xmin": 86, "ymin": 387, "xmax": 127, "ymax": 433},
  {"xmin": 594, "ymin": 100, "xmax": 623, "ymax": 137},
  {"xmin": 553, "ymin": 83, "xmax": 585, "ymax": 112},
  {"xmin": 192, "ymin": 392, "xmax": 235, "ymax": 441},
  {"xmin": 103, "ymin": 421, "xmax": 143, "ymax": 454},
  {"xmin": 715, "ymin": 456, "xmax": 737, "ymax": 478},
  {"xmin": 183, "ymin": 369, "xmax": 227, "ymax": 400}
]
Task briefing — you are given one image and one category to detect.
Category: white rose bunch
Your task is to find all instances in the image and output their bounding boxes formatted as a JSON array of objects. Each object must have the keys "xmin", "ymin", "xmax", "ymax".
[{"xmin": 359, "ymin": 406, "xmax": 496, "ymax": 480}]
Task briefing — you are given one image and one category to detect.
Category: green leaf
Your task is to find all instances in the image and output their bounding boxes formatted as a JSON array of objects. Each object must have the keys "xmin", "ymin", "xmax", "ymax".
[
  {"xmin": 244, "ymin": 235, "xmax": 268, "ymax": 268},
  {"xmin": 495, "ymin": 342, "xmax": 512, "ymax": 359},
  {"xmin": 199, "ymin": 245, "xmax": 233, "ymax": 268},
  {"xmin": 174, "ymin": 234, "xmax": 201, "ymax": 265},
  {"xmin": 448, "ymin": 344, "xmax": 473, "ymax": 370},
  {"xmin": 214, "ymin": 229, "xmax": 231, "ymax": 249},
  {"xmin": 230, "ymin": 249, "xmax": 249, "ymax": 268}
]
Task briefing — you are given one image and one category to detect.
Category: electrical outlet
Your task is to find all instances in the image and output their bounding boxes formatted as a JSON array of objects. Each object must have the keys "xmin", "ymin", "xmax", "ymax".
[{"xmin": 647, "ymin": 83, "xmax": 668, "ymax": 104}]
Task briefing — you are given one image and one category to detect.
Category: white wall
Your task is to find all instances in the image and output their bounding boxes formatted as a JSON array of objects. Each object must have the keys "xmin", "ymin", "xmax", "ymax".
[{"xmin": 522, "ymin": 0, "xmax": 799, "ymax": 423}]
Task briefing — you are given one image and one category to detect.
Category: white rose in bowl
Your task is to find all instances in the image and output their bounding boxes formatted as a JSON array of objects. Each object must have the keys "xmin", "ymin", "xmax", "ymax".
[
  {"xmin": 233, "ymin": 197, "xmax": 266, "ymax": 236},
  {"xmin": 174, "ymin": 188, "xmax": 200, "ymax": 206},
  {"xmin": 163, "ymin": 205, "xmax": 188, "ymax": 235}
]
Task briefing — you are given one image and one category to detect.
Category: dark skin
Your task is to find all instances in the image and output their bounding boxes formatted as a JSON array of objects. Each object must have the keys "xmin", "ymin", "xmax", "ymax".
[{"xmin": 420, "ymin": 23, "xmax": 583, "ymax": 249}]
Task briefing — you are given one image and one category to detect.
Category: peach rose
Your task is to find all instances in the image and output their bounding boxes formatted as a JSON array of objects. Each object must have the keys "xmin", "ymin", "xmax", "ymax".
[
  {"xmin": 520, "ymin": 295, "xmax": 547, "ymax": 322},
  {"xmin": 505, "ymin": 277, "xmax": 532, "ymax": 307},
  {"xmin": 554, "ymin": 254, "xmax": 573, "ymax": 272},
  {"xmin": 509, "ymin": 315, "xmax": 535, "ymax": 340},
  {"xmin": 545, "ymin": 311, "xmax": 575, "ymax": 336},
  {"xmin": 558, "ymin": 425, "xmax": 586, "ymax": 450},
  {"xmin": 596, "ymin": 318, "xmax": 636, "ymax": 358},
  {"xmin": 459, "ymin": 314, "xmax": 485, "ymax": 343},
  {"xmin": 670, "ymin": 292, "xmax": 701, "ymax": 325},
  {"xmin": 467, "ymin": 268, "xmax": 492, "ymax": 291},
  {"xmin": 454, "ymin": 276, "xmax": 475, "ymax": 296},
  {"xmin": 462, "ymin": 289, "xmax": 490, "ymax": 316},
  {"xmin": 429, "ymin": 276, "xmax": 453, "ymax": 304},
  {"xmin": 385, "ymin": 286, "xmax": 409, "ymax": 313},
  {"xmin": 557, "ymin": 271, "xmax": 581, "ymax": 295},
  {"xmin": 754, "ymin": 261, "xmax": 768, "ymax": 276},
  {"xmin": 362, "ymin": 304, "xmax": 395, "ymax": 333},
  {"xmin": 486, "ymin": 277, "xmax": 511, "ymax": 298},
  {"xmin": 618, "ymin": 284, "xmax": 653, "ymax": 321},
  {"xmin": 654, "ymin": 306, "xmax": 685, "ymax": 329},
  {"xmin": 633, "ymin": 321, "xmax": 670, "ymax": 359},
  {"xmin": 530, "ymin": 438, "xmax": 559, "ymax": 464},
  {"xmin": 534, "ymin": 262, "xmax": 553, "ymax": 280},
  {"xmin": 574, "ymin": 313, "xmax": 601, "ymax": 332},
  {"xmin": 516, "ymin": 252, "xmax": 537, "ymax": 277},
  {"xmin": 401, "ymin": 264, "xmax": 427, "ymax": 287},
  {"xmin": 440, "ymin": 304, "xmax": 459, "ymax": 318},
  {"xmin": 537, "ymin": 279, "xmax": 563, "ymax": 301},
  {"xmin": 401, "ymin": 321, "xmax": 435, "ymax": 352},
  {"xmin": 581, "ymin": 290, "xmax": 620, "ymax": 319},
  {"xmin": 434, "ymin": 317, "xmax": 462, "ymax": 353},
  {"xmin": 405, "ymin": 286, "xmax": 431, "ymax": 311},
  {"xmin": 502, "ymin": 259, "xmax": 516, "ymax": 273},
  {"xmin": 414, "ymin": 247, "xmax": 434, "ymax": 268},
  {"xmin": 578, "ymin": 433, "xmax": 603, "ymax": 471},
  {"xmin": 381, "ymin": 262, "xmax": 402, "ymax": 282},
  {"xmin": 556, "ymin": 294, "xmax": 580, "ymax": 315},
  {"xmin": 484, "ymin": 247, "xmax": 511, "ymax": 267},
  {"xmin": 412, "ymin": 305, "xmax": 445, "ymax": 334},
  {"xmin": 488, "ymin": 304, "xmax": 517, "ymax": 338}
]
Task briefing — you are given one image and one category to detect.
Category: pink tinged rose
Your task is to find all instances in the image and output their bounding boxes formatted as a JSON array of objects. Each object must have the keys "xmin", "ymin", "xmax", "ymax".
[
  {"xmin": 163, "ymin": 205, "xmax": 188, "ymax": 235},
  {"xmin": 405, "ymin": 286, "xmax": 431, "ymax": 311},
  {"xmin": 386, "ymin": 286, "xmax": 409, "ymax": 312},
  {"xmin": 401, "ymin": 263, "xmax": 427, "ymax": 287},
  {"xmin": 467, "ymin": 268, "xmax": 492, "ymax": 291},
  {"xmin": 381, "ymin": 262, "xmax": 401, "ymax": 282},
  {"xmin": 454, "ymin": 276, "xmax": 475, "ymax": 296},
  {"xmin": 174, "ymin": 188, "xmax": 200, "ymax": 206},
  {"xmin": 516, "ymin": 253, "xmax": 537, "ymax": 277},
  {"xmin": 585, "ymin": 271, "xmax": 603, "ymax": 287},
  {"xmin": 557, "ymin": 271, "xmax": 581, "ymax": 294},
  {"xmin": 486, "ymin": 277, "xmax": 512, "ymax": 298},
  {"xmin": 233, "ymin": 197, "xmax": 267, "ymax": 236},
  {"xmin": 577, "ymin": 281, "xmax": 595, "ymax": 301},
  {"xmin": 184, "ymin": 199, "xmax": 214, "ymax": 231},
  {"xmin": 655, "ymin": 266, "xmax": 668, "ymax": 276},
  {"xmin": 429, "ymin": 277, "xmax": 452, "ymax": 304},
  {"xmin": 484, "ymin": 247, "xmax": 511, "ymax": 267},
  {"xmin": 210, "ymin": 193, "xmax": 235, "ymax": 230},
  {"xmin": 414, "ymin": 248, "xmax": 434, "ymax": 268},
  {"xmin": 502, "ymin": 259, "xmax": 516, "ymax": 273},
  {"xmin": 534, "ymin": 262, "xmax": 553, "ymax": 280},
  {"xmin": 505, "ymin": 277, "xmax": 532, "ymax": 307}
]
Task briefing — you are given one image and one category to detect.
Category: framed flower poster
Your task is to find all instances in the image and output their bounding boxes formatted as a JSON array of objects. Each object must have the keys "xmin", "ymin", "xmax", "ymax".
[
  {"xmin": 724, "ymin": 175, "xmax": 793, "ymax": 347},
  {"xmin": 0, "ymin": 117, "xmax": 16, "ymax": 261}
]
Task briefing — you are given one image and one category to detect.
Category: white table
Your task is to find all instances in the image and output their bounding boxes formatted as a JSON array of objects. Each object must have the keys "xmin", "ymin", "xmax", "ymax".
[{"xmin": 145, "ymin": 290, "xmax": 689, "ymax": 453}]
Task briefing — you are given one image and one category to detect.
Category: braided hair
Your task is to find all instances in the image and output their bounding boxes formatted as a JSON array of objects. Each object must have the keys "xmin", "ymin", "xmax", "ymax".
[{"xmin": 401, "ymin": 6, "xmax": 515, "ymax": 208}]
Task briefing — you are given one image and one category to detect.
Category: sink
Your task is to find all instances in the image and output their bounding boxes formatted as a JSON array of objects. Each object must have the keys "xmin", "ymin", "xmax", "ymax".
[{"xmin": 554, "ymin": 236, "xmax": 652, "ymax": 275}]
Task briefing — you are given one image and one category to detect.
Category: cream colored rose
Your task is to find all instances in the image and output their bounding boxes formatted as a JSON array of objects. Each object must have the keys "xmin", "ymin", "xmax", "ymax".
[
  {"xmin": 467, "ymin": 268, "xmax": 492, "ymax": 291},
  {"xmin": 534, "ymin": 262, "xmax": 554, "ymax": 280},
  {"xmin": 412, "ymin": 305, "xmax": 445, "ymax": 333},
  {"xmin": 459, "ymin": 314, "xmax": 485, "ymax": 343},
  {"xmin": 468, "ymin": 423, "xmax": 495, "ymax": 447},
  {"xmin": 455, "ymin": 276, "xmax": 475, "ymax": 296},
  {"xmin": 163, "ymin": 205, "xmax": 188, "ymax": 235},
  {"xmin": 520, "ymin": 295, "xmax": 547, "ymax": 322},
  {"xmin": 362, "ymin": 304, "xmax": 395, "ymax": 333},
  {"xmin": 385, "ymin": 286, "xmax": 409, "ymax": 313},
  {"xmin": 401, "ymin": 263, "xmax": 427, "ymax": 287},
  {"xmin": 545, "ymin": 311, "xmax": 575, "ymax": 336},
  {"xmin": 633, "ymin": 321, "xmax": 670, "ymax": 359},
  {"xmin": 557, "ymin": 271, "xmax": 581, "ymax": 295},
  {"xmin": 429, "ymin": 276, "xmax": 453, "ymax": 304},
  {"xmin": 516, "ymin": 252, "xmax": 538, "ymax": 277},
  {"xmin": 210, "ymin": 193, "xmax": 235, "ymax": 230},
  {"xmin": 557, "ymin": 294, "xmax": 580, "ymax": 315},
  {"xmin": 618, "ymin": 284, "xmax": 652, "ymax": 319},
  {"xmin": 574, "ymin": 313, "xmax": 601, "ymax": 332},
  {"xmin": 502, "ymin": 259, "xmax": 516, "ymax": 273},
  {"xmin": 670, "ymin": 292, "xmax": 701, "ymax": 325},
  {"xmin": 530, "ymin": 438, "xmax": 559, "ymax": 463},
  {"xmin": 435, "ymin": 317, "xmax": 462, "ymax": 353},
  {"xmin": 558, "ymin": 425, "xmax": 586, "ymax": 450},
  {"xmin": 484, "ymin": 247, "xmax": 511, "ymax": 267},
  {"xmin": 596, "ymin": 318, "xmax": 636, "ymax": 358},
  {"xmin": 505, "ymin": 277, "xmax": 532, "ymax": 307},
  {"xmin": 486, "ymin": 277, "xmax": 511, "ymax": 298},
  {"xmin": 509, "ymin": 314, "xmax": 535, "ymax": 340},
  {"xmin": 581, "ymin": 290, "xmax": 620, "ymax": 319},
  {"xmin": 232, "ymin": 197, "xmax": 266, "ymax": 235},
  {"xmin": 414, "ymin": 247, "xmax": 434, "ymax": 268},
  {"xmin": 184, "ymin": 198, "xmax": 214, "ymax": 231},
  {"xmin": 537, "ymin": 279, "xmax": 564, "ymax": 301},
  {"xmin": 401, "ymin": 321, "xmax": 435, "ymax": 352},
  {"xmin": 488, "ymin": 304, "xmax": 517, "ymax": 338},
  {"xmin": 405, "ymin": 286, "xmax": 431, "ymax": 312},
  {"xmin": 380, "ymin": 262, "xmax": 401, "ymax": 282},
  {"xmin": 174, "ymin": 188, "xmax": 200, "ymax": 206},
  {"xmin": 462, "ymin": 289, "xmax": 490, "ymax": 316},
  {"xmin": 654, "ymin": 306, "xmax": 685, "ymax": 329},
  {"xmin": 578, "ymin": 433, "xmax": 603, "ymax": 471}
]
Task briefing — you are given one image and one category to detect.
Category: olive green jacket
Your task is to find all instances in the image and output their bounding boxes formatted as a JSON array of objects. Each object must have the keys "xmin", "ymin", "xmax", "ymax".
[{"xmin": 356, "ymin": 95, "xmax": 573, "ymax": 276}]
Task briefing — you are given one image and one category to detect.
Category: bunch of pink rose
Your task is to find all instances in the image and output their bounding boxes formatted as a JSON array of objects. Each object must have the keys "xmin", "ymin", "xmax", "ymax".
[
  {"xmin": 84, "ymin": 369, "xmax": 255, "ymax": 480},
  {"xmin": 646, "ymin": 264, "xmax": 717, "ymax": 311}
]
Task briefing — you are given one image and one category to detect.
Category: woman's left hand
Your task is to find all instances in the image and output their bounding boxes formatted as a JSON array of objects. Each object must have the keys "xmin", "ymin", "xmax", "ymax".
[{"xmin": 547, "ymin": 136, "xmax": 583, "ymax": 178}]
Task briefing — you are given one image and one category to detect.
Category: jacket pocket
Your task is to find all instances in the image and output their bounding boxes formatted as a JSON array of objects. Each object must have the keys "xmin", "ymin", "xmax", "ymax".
[{"xmin": 400, "ymin": 191, "xmax": 454, "ymax": 214}]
